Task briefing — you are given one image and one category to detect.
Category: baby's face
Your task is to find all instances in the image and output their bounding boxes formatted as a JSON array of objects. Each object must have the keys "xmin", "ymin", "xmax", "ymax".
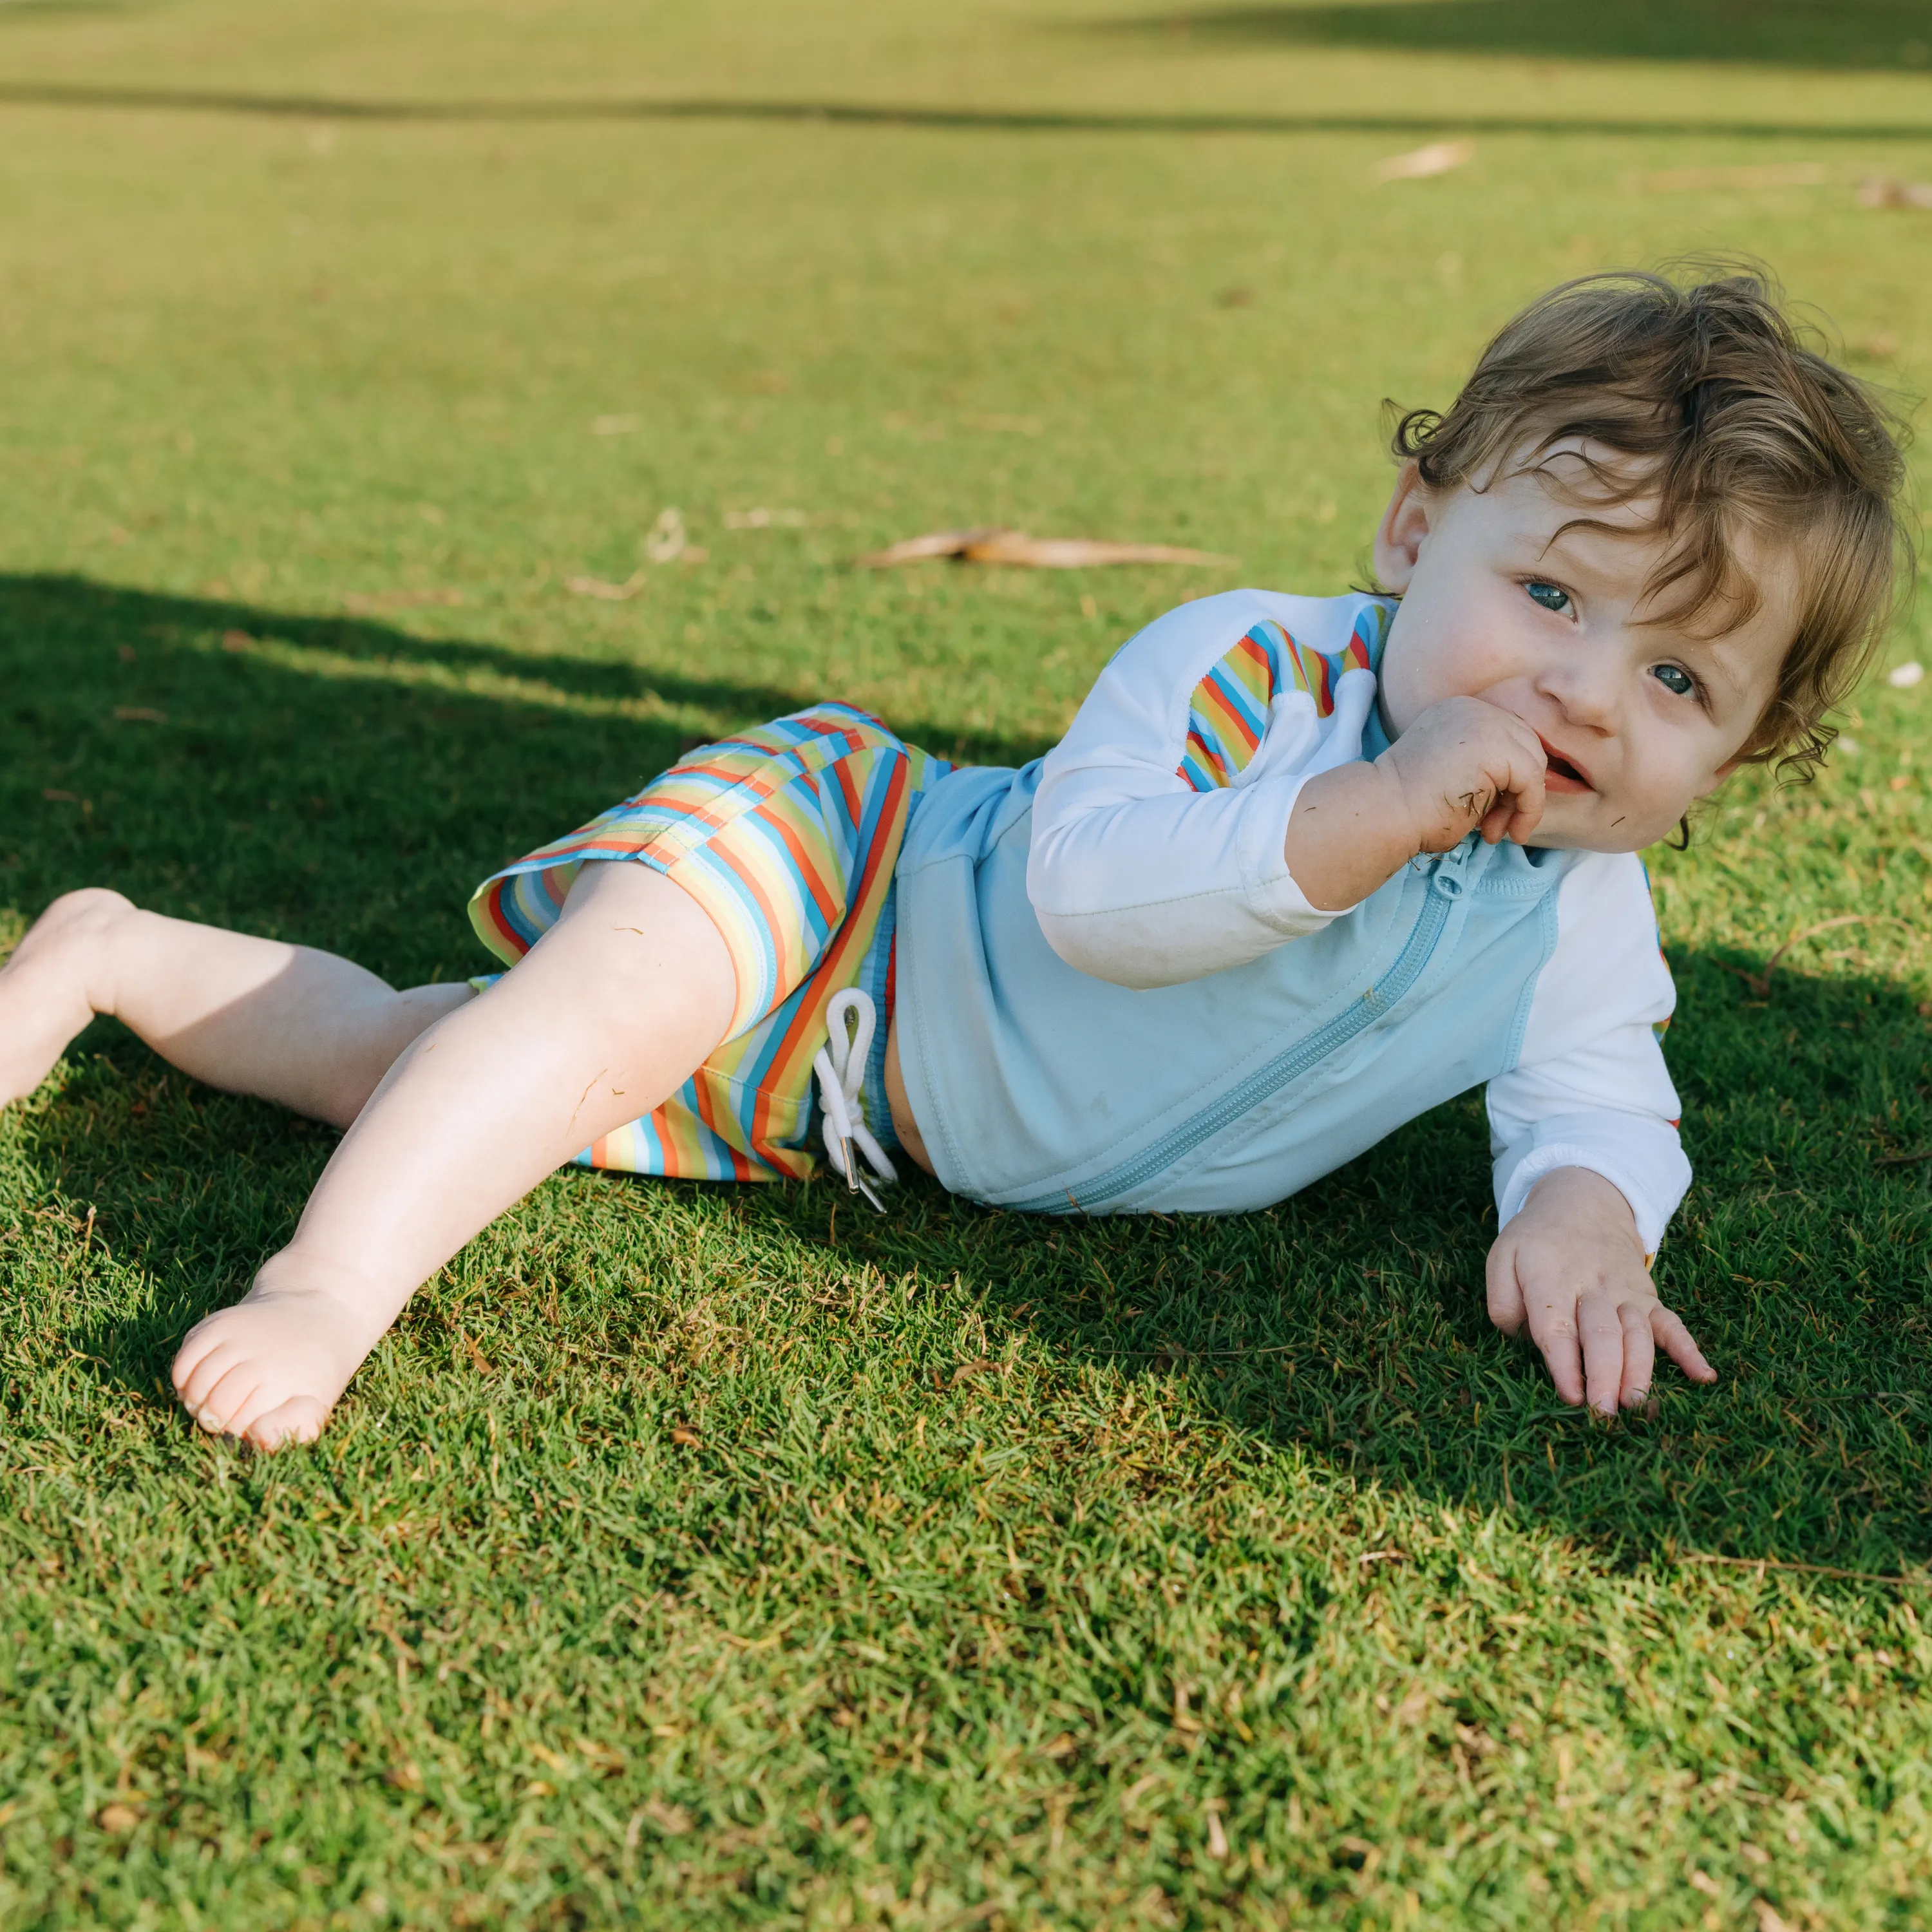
[{"xmin": 1372, "ymin": 448, "xmax": 1795, "ymax": 852}]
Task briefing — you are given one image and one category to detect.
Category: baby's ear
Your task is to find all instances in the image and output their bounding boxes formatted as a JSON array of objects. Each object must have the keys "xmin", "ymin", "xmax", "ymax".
[{"xmin": 1373, "ymin": 460, "xmax": 1433, "ymax": 591}]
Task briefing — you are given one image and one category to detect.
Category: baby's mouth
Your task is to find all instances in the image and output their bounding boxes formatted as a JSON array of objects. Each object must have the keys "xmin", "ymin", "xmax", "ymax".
[{"xmin": 1538, "ymin": 737, "xmax": 1594, "ymax": 794}]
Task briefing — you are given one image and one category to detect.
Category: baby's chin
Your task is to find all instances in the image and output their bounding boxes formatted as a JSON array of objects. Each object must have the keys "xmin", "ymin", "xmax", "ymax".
[{"xmin": 1520, "ymin": 795, "xmax": 1669, "ymax": 853}]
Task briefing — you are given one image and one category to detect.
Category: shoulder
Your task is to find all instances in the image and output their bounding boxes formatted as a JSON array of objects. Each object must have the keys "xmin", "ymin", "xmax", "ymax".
[
  {"xmin": 1090, "ymin": 589, "xmax": 1392, "ymax": 741},
  {"xmin": 1109, "ymin": 587, "xmax": 1390, "ymax": 678}
]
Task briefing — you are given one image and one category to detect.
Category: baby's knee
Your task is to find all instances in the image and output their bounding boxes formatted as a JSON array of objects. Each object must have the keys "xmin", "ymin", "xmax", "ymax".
[{"xmin": 30, "ymin": 887, "xmax": 136, "ymax": 949}]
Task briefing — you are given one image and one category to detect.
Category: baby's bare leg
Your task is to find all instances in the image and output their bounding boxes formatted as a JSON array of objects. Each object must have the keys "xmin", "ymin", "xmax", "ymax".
[
  {"xmin": 0, "ymin": 888, "xmax": 473, "ymax": 1127},
  {"xmin": 171, "ymin": 861, "xmax": 734, "ymax": 1449}
]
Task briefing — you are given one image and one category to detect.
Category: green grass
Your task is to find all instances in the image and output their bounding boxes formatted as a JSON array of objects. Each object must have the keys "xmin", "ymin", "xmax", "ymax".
[{"xmin": 6, "ymin": 3, "xmax": 1932, "ymax": 1926}]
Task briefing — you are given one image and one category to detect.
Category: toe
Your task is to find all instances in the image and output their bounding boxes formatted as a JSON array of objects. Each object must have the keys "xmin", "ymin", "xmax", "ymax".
[
  {"xmin": 211, "ymin": 1376, "xmax": 290, "ymax": 1443},
  {"xmin": 245, "ymin": 1396, "xmax": 329, "ymax": 1451},
  {"xmin": 172, "ymin": 1311, "xmax": 242, "ymax": 1390},
  {"xmin": 191, "ymin": 1361, "xmax": 269, "ymax": 1438},
  {"xmin": 173, "ymin": 1334, "xmax": 248, "ymax": 1413}
]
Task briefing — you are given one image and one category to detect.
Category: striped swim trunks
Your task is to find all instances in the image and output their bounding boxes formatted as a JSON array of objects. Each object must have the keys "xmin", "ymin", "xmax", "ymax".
[{"xmin": 468, "ymin": 704, "xmax": 951, "ymax": 1184}]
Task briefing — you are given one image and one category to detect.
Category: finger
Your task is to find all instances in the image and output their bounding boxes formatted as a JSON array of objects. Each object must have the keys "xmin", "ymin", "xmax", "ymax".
[
  {"xmin": 1504, "ymin": 748, "xmax": 1547, "ymax": 843},
  {"xmin": 1618, "ymin": 1303, "xmax": 1656, "ymax": 1410},
  {"xmin": 1577, "ymin": 1293, "xmax": 1625, "ymax": 1416},
  {"xmin": 1653, "ymin": 1305, "xmax": 1718, "ymax": 1384},
  {"xmin": 1485, "ymin": 1240, "xmax": 1528, "ymax": 1335},
  {"xmin": 1479, "ymin": 796, "xmax": 1515, "ymax": 844},
  {"xmin": 1526, "ymin": 1298, "xmax": 1585, "ymax": 1405}
]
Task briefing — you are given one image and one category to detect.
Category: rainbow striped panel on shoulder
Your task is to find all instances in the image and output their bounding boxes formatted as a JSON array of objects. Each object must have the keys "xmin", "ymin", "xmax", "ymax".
[{"xmin": 1177, "ymin": 607, "xmax": 1383, "ymax": 791}]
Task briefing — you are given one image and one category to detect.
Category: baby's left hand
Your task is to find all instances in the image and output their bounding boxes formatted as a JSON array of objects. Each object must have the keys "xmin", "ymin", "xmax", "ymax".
[{"xmin": 1486, "ymin": 1166, "xmax": 1716, "ymax": 1414}]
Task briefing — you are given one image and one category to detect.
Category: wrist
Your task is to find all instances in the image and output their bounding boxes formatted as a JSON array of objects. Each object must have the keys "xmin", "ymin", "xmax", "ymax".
[
  {"xmin": 1520, "ymin": 1166, "xmax": 1645, "ymax": 1254},
  {"xmin": 1365, "ymin": 748, "xmax": 1431, "ymax": 860},
  {"xmin": 1283, "ymin": 761, "xmax": 1424, "ymax": 911}
]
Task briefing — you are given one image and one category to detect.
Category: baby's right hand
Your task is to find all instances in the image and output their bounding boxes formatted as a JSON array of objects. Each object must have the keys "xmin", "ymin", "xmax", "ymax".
[{"xmin": 1374, "ymin": 696, "xmax": 1548, "ymax": 854}]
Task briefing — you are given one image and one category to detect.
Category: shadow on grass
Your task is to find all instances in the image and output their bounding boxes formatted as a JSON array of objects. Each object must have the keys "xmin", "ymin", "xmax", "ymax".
[
  {"xmin": 4, "ymin": 81, "xmax": 1932, "ymax": 143},
  {"xmin": 1027, "ymin": 940, "xmax": 1932, "ymax": 1573},
  {"xmin": 0, "ymin": 570, "xmax": 1047, "ymax": 967},
  {"xmin": 1095, "ymin": 0, "xmax": 1932, "ymax": 73},
  {"xmin": 6, "ymin": 570, "xmax": 1929, "ymax": 1578}
]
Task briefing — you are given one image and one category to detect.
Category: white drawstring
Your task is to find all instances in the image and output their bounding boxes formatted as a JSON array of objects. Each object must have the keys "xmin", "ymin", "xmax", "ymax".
[{"xmin": 813, "ymin": 987, "xmax": 897, "ymax": 1210}]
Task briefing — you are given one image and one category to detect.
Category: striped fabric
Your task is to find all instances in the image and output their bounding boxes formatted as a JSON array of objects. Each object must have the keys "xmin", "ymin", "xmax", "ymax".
[
  {"xmin": 1177, "ymin": 603, "xmax": 1391, "ymax": 791},
  {"xmin": 469, "ymin": 705, "xmax": 950, "ymax": 1184}
]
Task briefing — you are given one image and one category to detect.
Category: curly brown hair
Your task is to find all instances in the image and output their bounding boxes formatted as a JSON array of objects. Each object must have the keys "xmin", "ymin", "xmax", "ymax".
[{"xmin": 1388, "ymin": 265, "xmax": 1914, "ymax": 779}]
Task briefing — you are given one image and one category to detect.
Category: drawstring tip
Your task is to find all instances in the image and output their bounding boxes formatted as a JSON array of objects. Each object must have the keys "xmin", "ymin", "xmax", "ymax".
[{"xmin": 815, "ymin": 987, "xmax": 897, "ymax": 1209}]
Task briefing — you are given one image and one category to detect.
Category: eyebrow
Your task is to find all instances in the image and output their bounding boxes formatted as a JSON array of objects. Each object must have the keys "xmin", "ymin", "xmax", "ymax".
[
  {"xmin": 1531, "ymin": 521, "xmax": 1658, "ymax": 580},
  {"xmin": 1527, "ymin": 527, "xmax": 1766, "ymax": 705}
]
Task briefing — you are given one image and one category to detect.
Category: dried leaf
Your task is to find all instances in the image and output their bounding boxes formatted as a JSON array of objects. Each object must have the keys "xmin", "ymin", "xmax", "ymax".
[
  {"xmin": 1859, "ymin": 175, "xmax": 1932, "ymax": 210},
  {"xmin": 1371, "ymin": 138, "xmax": 1473, "ymax": 184},
  {"xmin": 670, "ymin": 1423, "xmax": 701, "ymax": 1446},
  {"xmin": 856, "ymin": 527, "xmax": 1231, "ymax": 570},
  {"xmin": 855, "ymin": 527, "xmax": 1005, "ymax": 567},
  {"xmin": 566, "ymin": 569, "xmax": 647, "ymax": 601},
  {"xmin": 97, "ymin": 1803, "xmax": 140, "ymax": 1833},
  {"xmin": 964, "ymin": 533, "xmax": 1233, "ymax": 569},
  {"xmin": 221, "ymin": 629, "xmax": 254, "ymax": 651},
  {"xmin": 1204, "ymin": 1808, "xmax": 1229, "ymax": 1860},
  {"xmin": 113, "ymin": 706, "xmax": 167, "ymax": 724},
  {"xmin": 643, "ymin": 1799, "xmax": 694, "ymax": 1835},
  {"xmin": 644, "ymin": 507, "xmax": 687, "ymax": 564}
]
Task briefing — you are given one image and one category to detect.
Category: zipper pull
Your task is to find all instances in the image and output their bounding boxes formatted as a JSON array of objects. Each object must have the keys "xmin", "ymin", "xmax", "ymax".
[{"xmin": 1429, "ymin": 833, "xmax": 1479, "ymax": 898}]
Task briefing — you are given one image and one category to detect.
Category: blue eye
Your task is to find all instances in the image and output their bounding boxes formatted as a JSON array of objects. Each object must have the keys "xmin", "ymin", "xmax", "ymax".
[
  {"xmin": 1651, "ymin": 663, "xmax": 1696, "ymax": 698},
  {"xmin": 1525, "ymin": 580, "xmax": 1570, "ymax": 612}
]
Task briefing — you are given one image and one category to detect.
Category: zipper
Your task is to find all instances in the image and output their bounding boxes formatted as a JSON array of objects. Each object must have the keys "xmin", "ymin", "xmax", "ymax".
[{"xmin": 1011, "ymin": 853, "xmax": 1467, "ymax": 1214}]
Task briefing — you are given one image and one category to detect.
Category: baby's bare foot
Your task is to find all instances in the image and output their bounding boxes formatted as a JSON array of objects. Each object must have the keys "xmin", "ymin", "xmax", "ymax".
[
  {"xmin": 0, "ymin": 888, "xmax": 130, "ymax": 1106},
  {"xmin": 171, "ymin": 1274, "xmax": 383, "ymax": 1450}
]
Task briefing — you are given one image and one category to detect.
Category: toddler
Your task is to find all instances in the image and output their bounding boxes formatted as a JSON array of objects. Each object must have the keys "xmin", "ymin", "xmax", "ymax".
[{"xmin": 0, "ymin": 269, "xmax": 1907, "ymax": 1448}]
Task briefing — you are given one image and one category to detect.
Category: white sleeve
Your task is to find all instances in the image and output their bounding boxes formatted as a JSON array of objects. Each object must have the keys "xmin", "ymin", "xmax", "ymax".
[
  {"xmin": 1026, "ymin": 590, "xmax": 1380, "ymax": 989},
  {"xmin": 1487, "ymin": 852, "xmax": 1691, "ymax": 1254}
]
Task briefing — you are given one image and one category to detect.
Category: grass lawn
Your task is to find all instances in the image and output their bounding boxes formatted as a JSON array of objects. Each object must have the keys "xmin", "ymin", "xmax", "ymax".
[{"xmin": 6, "ymin": 2, "xmax": 1932, "ymax": 1925}]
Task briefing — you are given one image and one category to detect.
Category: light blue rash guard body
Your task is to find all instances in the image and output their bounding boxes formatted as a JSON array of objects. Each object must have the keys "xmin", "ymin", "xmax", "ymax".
[{"xmin": 893, "ymin": 760, "xmax": 1575, "ymax": 1215}]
